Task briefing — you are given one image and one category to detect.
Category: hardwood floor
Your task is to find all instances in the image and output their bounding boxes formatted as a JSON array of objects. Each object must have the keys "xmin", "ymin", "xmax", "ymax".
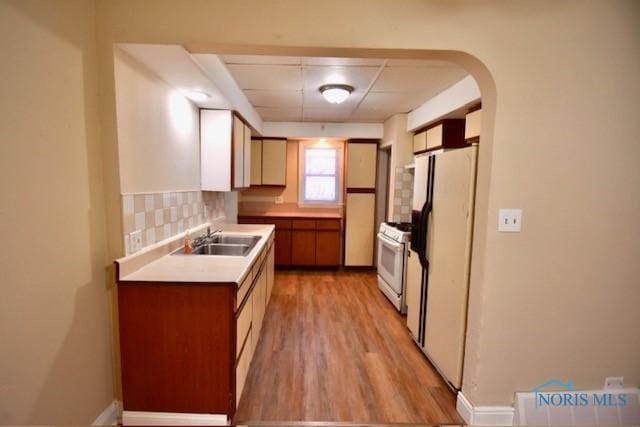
[{"xmin": 234, "ymin": 270, "xmax": 464, "ymax": 425}]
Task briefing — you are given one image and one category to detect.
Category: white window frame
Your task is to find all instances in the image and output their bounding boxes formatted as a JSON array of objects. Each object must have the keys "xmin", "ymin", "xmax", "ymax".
[{"xmin": 298, "ymin": 140, "xmax": 344, "ymax": 208}]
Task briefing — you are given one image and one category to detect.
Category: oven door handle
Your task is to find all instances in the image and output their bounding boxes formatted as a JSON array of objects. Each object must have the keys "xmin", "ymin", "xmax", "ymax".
[{"xmin": 377, "ymin": 233, "xmax": 405, "ymax": 251}]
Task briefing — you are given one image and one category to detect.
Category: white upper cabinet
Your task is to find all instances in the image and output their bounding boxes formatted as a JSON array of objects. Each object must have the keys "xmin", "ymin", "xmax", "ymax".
[
  {"xmin": 200, "ymin": 109, "xmax": 251, "ymax": 191},
  {"xmin": 261, "ymin": 139, "xmax": 287, "ymax": 186}
]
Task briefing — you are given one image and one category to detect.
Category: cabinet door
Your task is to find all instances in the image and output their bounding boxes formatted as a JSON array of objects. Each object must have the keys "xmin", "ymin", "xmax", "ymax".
[
  {"xmin": 426, "ymin": 124, "xmax": 443, "ymax": 151},
  {"xmin": 232, "ymin": 115, "xmax": 244, "ymax": 188},
  {"xmin": 464, "ymin": 109, "xmax": 482, "ymax": 140},
  {"xmin": 251, "ymin": 266, "xmax": 267, "ymax": 352},
  {"xmin": 243, "ymin": 124, "xmax": 252, "ymax": 188},
  {"xmin": 405, "ymin": 249, "xmax": 422, "ymax": 340},
  {"xmin": 346, "ymin": 143, "xmax": 377, "ymax": 189},
  {"xmin": 344, "ymin": 193, "xmax": 375, "ymax": 266},
  {"xmin": 266, "ymin": 245, "xmax": 275, "ymax": 302},
  {"xmin": 200, "ymin": 110, "xmax": 232, "ymax": 191},
  {"xmin": 291, "ymin": 230, "xmax": 316, "ymax": 265},
  {"xmin": 315, "ymin": 231, "xmax": 340, "ymax": 266},
  {"xmin": 250, "ymin": 139, "xmax": 262, "ymax": 186},
  {"xmin": 261, "ymin": 139, "xmax": 287, "ymax": 185},
  {"xmin": 413, "ymin": 131, "xmax": 427, "ymax": 153},
  {"xmin": 274, "ymin": 229, "xmax": 291, "ymax": 266}
]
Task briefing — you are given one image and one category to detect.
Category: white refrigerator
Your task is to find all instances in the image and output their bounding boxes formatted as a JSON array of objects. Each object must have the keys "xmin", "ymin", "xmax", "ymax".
[{"xmin": 405, "ymin": 145, "xmax": 478, "ymax": 389}]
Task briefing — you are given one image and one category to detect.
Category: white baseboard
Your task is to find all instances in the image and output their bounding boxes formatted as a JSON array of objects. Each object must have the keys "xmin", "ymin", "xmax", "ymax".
[
  {"xmin": 457, "ymin": 391, "xmax": 515, "ymax": 426},
  {"xmin": 92, "ymin": 400, "xmax": 121, "ymax": 426},
  {"xmin": 122, "ymin": 410, "xmax": 228, "ymax": 426}
]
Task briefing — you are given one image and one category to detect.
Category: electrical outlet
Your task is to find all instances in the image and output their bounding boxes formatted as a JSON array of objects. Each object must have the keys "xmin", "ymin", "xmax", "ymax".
[
  {"xmin": 604, "ymin": 376, "xmax": 624, "ymax": 390},
  {"xmin": 275, "ymin": 195, "xmax": 284, "ymax": 204},
  {"xmin": 130, "ymin": 230, "xmax": 142, "ymax": 253},
  {"xmin": 498, "ymin": 209, "xmax": 522, "ymax": 232}
]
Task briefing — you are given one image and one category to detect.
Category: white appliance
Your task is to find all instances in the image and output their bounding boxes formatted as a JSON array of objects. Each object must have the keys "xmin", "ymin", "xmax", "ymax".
[
  {"xmin": 376, "ymin": 222, "xmax": 412, "ymax": 313},
  {"xmin": 406, "ymin": 145, "xmax": 478, "ymax": 390}
]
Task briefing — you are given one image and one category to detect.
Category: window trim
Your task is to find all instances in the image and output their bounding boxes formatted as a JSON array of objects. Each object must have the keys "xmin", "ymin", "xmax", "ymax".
[{"xmin": 298, "ymin": 140, "xmax": 344, "ymax": 208}]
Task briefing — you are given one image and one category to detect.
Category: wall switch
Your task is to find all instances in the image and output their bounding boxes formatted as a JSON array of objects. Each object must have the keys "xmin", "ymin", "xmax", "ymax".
[
  {"xmin": 604, "ymin": 376, "xmax": 624, "ymax": 390},
  {"xmin": 275, "ymin": 195, "xmax": 284, "ymax": 204},
  {"xmin": 130, "ymin": 230, "xmax": 142, "ymax": 253},
  {"xmin": 498, "ymin": 209, "xmax": 522, "ymax": 232}
]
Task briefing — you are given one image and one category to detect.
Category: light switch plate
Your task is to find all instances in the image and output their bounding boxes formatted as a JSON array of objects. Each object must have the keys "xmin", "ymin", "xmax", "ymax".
[
  {"xmin": 275, "ymin": 195, "xmax": 284, "ymax": 204},
  {"xmin": 130, "ymin": 230, "xmax": 142, "ymax": 253},
  {"xmin": 498, "ymin": 209, "xmax": 522, "ymax": 232}
]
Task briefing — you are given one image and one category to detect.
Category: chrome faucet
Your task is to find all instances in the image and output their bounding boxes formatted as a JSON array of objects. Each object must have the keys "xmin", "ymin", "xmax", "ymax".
[{"xmin": 191, "ymin": 226, "xmax": 222, "ymax": 248}]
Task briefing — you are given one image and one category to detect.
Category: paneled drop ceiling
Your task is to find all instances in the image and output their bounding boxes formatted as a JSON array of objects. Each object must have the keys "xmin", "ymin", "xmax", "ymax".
[{"xmin": 217, "ymin": 55, "xmax": 468, "ymax": 123}]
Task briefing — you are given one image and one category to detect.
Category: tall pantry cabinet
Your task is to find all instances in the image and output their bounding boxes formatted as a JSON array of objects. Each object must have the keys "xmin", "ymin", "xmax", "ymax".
[{"xmin": 344, "ymin": 140, "xmax": 378, "ymax": 267}]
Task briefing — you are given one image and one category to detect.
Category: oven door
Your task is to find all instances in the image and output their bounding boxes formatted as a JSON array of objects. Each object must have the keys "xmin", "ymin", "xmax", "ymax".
[{"xmin": 377, "ymin": 233, "xmax": 406, "ymax": 295}]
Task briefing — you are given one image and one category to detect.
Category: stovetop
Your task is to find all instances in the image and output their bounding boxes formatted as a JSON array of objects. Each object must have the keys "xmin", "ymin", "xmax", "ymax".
[{"xmin": 379, "ymin": 221, "xmax": 412, "ymax": 243}]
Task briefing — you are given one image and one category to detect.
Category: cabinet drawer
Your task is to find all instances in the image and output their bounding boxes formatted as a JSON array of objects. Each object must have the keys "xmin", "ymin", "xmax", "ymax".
[
  {"xmin": 236, "ymin": 293, "xmax": 252, "ymax": 359},
  {"xmin": 316, "ymin": 219, "xmax": 341, "ymax": 230},
  {"xmin": 269, "ymin": 218, "xmax": 292, "ymax": 230},
  {"xmin": 236, "ymin": 273, "xmax": 252, "ymax": 310},
  {"xmin": 292, "ymin": 219, "xmax": 316, "ymax": 229}
]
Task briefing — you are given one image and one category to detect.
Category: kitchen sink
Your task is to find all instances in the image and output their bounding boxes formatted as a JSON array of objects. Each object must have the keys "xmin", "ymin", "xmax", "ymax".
[{"xmin": 172, "ymin": 234, "xmax": 261, "ymax": 256}]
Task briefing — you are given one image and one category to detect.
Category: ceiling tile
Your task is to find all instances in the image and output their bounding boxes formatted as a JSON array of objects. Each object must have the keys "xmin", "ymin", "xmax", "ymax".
[
  {"xmin": 255, "ymin": 106, "xmax": 302, "ymax": 122},
  {"xmin": 244, "ymin": 90, "xmax": 302, "ymax": 108},
  {"xmin": 359, "ymin": 91, "xmax": 430, "ymax": 112},
  {"xmin": 302, "ymin": 57, "xmax": 384, "ymax": 67},
  {"xmin": 302, "ymin": 106, "xmax": 353, "ymax": 122},
  {"xmin": 226, "ymin": 64, "xmax": 302, "ymax": 90},
  {"xmin": 372, "ymin": 66, "xmax": 468, "ymax": 95},
  {"xmin": 220, "ymin": 54, "xmax": 301, "ymax": 65},
  {"xmin": 349, "ymin": 108, "xmax": 396, "ymax": 123}
]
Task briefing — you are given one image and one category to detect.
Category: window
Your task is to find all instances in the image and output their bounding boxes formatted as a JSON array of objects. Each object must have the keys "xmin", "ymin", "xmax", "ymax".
[{"xmin": 299, "ymin": 141, "xmax": 343, "ymax": 206}]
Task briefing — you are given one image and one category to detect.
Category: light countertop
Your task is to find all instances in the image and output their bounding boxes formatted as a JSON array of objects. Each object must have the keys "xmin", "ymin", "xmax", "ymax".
[{"xmin": 115, "ymin": 223, "xmax": 274, "ymax": 285}]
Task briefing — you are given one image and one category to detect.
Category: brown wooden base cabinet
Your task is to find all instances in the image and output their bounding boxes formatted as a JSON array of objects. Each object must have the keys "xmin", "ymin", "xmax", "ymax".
[
  {"xmin": 239, "ymin": 216, "xmax": 341, "ymax": 267},
  {"xmin": 117, "ymin": 233, "xmax": 275, "ymax": 420}
]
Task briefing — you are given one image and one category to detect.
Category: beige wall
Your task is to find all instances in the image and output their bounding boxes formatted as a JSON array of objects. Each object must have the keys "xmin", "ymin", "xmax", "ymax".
[
  {"xmin": 95, "ymin": 0, "xmax": 640, "ymax": 407},
  {"xmin": 114, "ymin": 47, "xmax": 200, "ymax": 194},
  {"xmin": 0, "ymin": 0, "xmax": 114, "ymax": 423}
]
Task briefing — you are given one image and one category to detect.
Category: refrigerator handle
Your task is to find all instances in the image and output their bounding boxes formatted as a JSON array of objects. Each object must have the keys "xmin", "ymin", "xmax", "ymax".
[{"xmin": 417, "ymin": 201, "xmax": 432, "ymax": 270}]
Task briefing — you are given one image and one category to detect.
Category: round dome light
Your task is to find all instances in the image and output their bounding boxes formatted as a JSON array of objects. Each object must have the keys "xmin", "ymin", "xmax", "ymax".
[{"xmin": 319, "ymin": 84, "xmax": 354, "ymax": 104}]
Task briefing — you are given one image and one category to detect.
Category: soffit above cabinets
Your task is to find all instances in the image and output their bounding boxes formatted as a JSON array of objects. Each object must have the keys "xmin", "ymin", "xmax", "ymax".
[{"xmin": 217, "ymin": 54, "xmax": 468, "ymax": 123}]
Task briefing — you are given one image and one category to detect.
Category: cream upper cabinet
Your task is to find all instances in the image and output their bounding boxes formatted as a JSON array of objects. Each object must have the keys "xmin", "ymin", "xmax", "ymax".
[
  {"xmin": 201, "ymin": 110, "xmax": 252, "ymax": 191},
  {"xmin": 346, "ymin": 143, "xmax": 377, "ymax": 189},
  {"xmin": 201, "ymin": 110, "xmax": 233, "ymax": 191},
  {"xmin": 426, "ymin": 124, "xmax": 443, "ymax": 151},
  {"xmin": 464, "ymin": 109, "xmax": 482, "ymax": 140},
  {"xmin": 250, "ymin": 139, "xmax": 262, "ymax": 186},
  {"xmin": 413, "ymin": 131, "xmax": 427, "ymax": 153},
  {"xmin": 261, "ymin": 139, "xmax": 287, "ymax": 186},
  {"xmin": 243, "ymin": 123, "xmax": 252, "ymax": 187},
  {"xmin": 232, "ymin": 115, "xmax": 244, "ymax": 189}
]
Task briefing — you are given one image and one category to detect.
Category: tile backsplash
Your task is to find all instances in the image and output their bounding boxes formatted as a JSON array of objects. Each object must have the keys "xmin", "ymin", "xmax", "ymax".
[
  {"xmin": 392, "ymin": 166, "xmax": 414, "ymax": 223},
  {"xmin": 121, "ymin": 190, "xmax": 225, "ymax": 255}
]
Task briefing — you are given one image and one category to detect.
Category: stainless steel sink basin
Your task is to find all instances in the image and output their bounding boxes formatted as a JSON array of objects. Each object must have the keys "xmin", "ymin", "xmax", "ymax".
[
  {"xmin": 172, "ymin": 234, "xmax": 261, "ymax": 256},
  {"xmin": 210, "ymin": 235, "xmax": 261, "ymax": 246}
]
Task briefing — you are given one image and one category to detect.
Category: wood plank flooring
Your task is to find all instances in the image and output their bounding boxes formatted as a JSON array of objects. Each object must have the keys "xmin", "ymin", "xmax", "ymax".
[{"xmin": 234, "ymin": 270, "xmax": 463, "ymax": 425}]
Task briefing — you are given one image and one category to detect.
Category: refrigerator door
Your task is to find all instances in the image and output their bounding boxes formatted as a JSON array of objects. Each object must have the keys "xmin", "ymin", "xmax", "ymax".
[
  {"xmin": 405, "ymin": 248, "xmax": 423, "ymax": 341},
  {"xmin": 423, "ymin": 146, "xmax": 477, "ymax": 389}
]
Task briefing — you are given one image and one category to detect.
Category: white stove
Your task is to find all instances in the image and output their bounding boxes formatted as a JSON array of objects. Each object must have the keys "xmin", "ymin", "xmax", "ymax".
[{"xmin": 377, "ymin": 222, "xmax": 412, "ymax": 313}]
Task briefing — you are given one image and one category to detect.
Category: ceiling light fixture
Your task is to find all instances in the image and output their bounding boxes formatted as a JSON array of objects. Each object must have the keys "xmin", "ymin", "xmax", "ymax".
[
  {"xmin": 184, "ymin": 90, "xmax": 211, "ymax": 103},
  {"xmin": 319, "ymin": 84, "xmax": 353, "ymax": 104}
]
